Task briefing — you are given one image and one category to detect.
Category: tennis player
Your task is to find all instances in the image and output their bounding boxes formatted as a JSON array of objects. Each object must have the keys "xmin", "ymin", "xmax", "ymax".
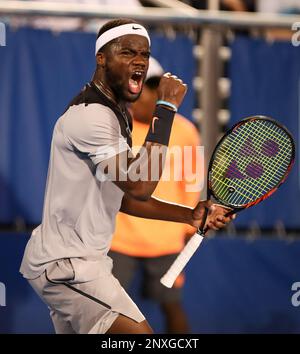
[{"xmin": 20, "ymin": 18, "xmax": 234, "ymax": 334}]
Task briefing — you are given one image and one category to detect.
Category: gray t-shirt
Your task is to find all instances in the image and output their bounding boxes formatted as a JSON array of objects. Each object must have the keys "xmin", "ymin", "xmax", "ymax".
[{"xmin": 20, "ymin": 84, "xmax": 132, "ymax": 279}]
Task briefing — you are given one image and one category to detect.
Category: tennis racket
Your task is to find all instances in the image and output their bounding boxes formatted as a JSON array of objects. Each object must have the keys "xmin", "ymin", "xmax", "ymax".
[{"xmin": 160, "ymin": 115, "xmax": 295, "ymax": 288}]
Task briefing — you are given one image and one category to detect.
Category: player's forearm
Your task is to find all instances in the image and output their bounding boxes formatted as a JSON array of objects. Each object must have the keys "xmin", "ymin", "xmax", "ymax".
[
  {"xmin": 117, "ymin": 141, "xmax": 168, "ymax": 201},
  {"xmin": 124, "ymin": 105, "xmax": 176, "ymax": 200},
  {"xmin": 100, "ymin": 74, "xmax": 187, "ymax": 201},
  {"xmin": 106, "ymin": 105, "xmax": 175, "ymax": 201},
  {"xmin": 120, "ymin": 194, "xmax": 194, "ymax": 225}
]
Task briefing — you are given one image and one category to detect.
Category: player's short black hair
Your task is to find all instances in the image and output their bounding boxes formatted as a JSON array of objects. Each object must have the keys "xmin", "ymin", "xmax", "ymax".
[{"xmin": 96, "ymin": 18, "xmax": 138, "ymax": 54}]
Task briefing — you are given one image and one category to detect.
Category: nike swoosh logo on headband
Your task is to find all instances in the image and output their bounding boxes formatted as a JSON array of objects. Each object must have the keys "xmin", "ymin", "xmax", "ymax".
[{"xmin": 132, "ymin": 26, "xmax": 142, "ymax": 30}]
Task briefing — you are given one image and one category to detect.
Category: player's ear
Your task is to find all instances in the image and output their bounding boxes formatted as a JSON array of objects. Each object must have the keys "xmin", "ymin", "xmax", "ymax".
[{"xmin": 96, "ymin": 52, "xmax": 106, "ymax": 67}]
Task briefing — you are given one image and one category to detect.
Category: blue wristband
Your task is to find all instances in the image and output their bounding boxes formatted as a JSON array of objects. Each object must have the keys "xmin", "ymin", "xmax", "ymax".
[{"xmin": 156, "ymin": 100, "xmax": 178, "ymax": 112}]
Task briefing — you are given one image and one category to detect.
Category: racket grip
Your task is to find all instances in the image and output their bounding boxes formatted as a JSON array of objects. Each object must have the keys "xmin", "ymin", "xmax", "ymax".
[{"xmin": 160, "ymin": 232, "xmax": 204, "ymax": 288}]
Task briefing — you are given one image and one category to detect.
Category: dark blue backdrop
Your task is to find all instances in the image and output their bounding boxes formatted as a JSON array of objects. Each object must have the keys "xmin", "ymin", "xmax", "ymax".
[
  {"xmin": 229, "ymin": 36, "xmax": 300, "ymax": 229},
  {"xmin": 0, "ymin": 27, "xmax": 196, "ymax": 224},
  {"xmin": 0, "ymin": 233, "xmax": 299, "ymax": 334},
  {"xmin": 0, "ymin": 28, "xmax": 299, "ymax": 335},
  {"xmin": 0, "ymin": 31, "xmax": 299, "ymax": 226}
]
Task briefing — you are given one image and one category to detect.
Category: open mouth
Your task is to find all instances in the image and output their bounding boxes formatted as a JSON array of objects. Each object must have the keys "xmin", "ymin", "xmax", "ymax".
[{"xmin": 128, "ymin": 71, "xmax": 144, "ymax": 94}]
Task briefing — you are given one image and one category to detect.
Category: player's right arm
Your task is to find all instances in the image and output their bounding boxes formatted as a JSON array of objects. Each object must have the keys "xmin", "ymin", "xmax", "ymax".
[
  {"xmin": 119, "ymin": 194, "xmax": 233, "ymax": 230},
  {"xmin": 97, "ymin": 73, "xmax": 187, "ymax": 201},
  {"xmin": 64, "ymin": 74, "xmax": 186, "ymax": 201}
]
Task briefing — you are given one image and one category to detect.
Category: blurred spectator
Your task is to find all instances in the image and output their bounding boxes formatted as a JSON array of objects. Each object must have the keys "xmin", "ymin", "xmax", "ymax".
[
  {"xmin": 256, "ymin": 0, "xmax": 300, "ymax": 41},
  {"xmin": 109, "ymin": 57, "xmax": 201, "ymax": 334},
  {"xmin": 9, "ymin": 0, "xmax": 143, "ymax": 32},
  {"xmin": 257, "ymin": 0, "xmax": 300, "ymax": 15},
  {"xmin": 188, "ymin": 0, "xmax": 255, "ymax": 36},
  {"xmin": 188, "ymin": 0, "xmax": 255, "ymax": 12}
]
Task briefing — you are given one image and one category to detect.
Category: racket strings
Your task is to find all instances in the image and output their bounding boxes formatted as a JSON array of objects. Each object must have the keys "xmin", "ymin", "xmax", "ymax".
[
  {"xmin": 212, "ymin": 130, "xmax": 291, "ymax": 205},
  {"xmin": 211, "ymin": 119, "xmax": 294, "ymax": 207},
  {"xmin": 235, "ymin": 123, "xmax": 292, "ymax": 188},
  {"xmin": 213, "ymin": 124, "xmax": 291, "ymax": 196},
  {"xmin": 216, "ymin": 122, "xmax": 292, "ymax": 205}
]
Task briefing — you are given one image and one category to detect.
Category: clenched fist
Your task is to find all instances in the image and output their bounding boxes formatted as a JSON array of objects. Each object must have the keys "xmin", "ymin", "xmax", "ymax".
[
  {"xmin": 189, "ymin": 201, "xmax": 236, "ymax": 233},
  {"xmin": 157, "ymin": 72, "xmax": 187, "ymax": 110}
]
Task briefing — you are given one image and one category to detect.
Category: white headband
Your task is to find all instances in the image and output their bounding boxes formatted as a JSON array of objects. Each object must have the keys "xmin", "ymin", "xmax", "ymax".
[{"xmin": 95, "ymin": 23, "xmax": 151, "ymax": 56}]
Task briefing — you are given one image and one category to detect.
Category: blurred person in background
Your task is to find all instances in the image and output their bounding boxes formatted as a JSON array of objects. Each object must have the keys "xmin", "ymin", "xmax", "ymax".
[
  {"xmin": 257, "ymin": 0, "xmax": 300, "ymax": 15},
  {"xmin": 185, "ymin": 0, "xmax": 255, "ymax": 36},
  {"xmin": 9, "ymin": 0, "xmax": 143, "ymax": 32},
  {"xmin": 188, "ymin": 0, "xmax": 299, "ymax": 40},
  {"xmin": 109, "ymin": 57, "xmax": 201, "ymax": 334},
  {"xmin": 256, "ymin": 0, "xmax": 300, "ymax": 41},
  {"xmin": 187, "ymin": 0, "xmax": 255, "ymax": 12}
]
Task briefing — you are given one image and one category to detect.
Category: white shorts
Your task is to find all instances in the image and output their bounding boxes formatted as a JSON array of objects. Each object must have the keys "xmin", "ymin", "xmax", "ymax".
[{"xmin": 28, "ymin": 257, "xmax": 145, "ymax": 334}]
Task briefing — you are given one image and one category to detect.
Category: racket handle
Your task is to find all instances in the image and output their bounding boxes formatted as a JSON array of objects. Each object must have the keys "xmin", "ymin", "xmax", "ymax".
[{"xmin": 160, "ymin": 232, "xmax": 204, "ymax": 288}]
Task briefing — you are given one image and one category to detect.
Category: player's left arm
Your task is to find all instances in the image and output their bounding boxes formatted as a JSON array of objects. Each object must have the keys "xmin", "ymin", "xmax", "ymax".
[{"xmin": 120, "ymin": 194, "xmax": 233, "ymax": 231}]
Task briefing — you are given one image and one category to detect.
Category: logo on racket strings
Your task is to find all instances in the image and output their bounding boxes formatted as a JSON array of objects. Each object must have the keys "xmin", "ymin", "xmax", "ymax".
[{"xmin": 225, "ymin": 138, "xmax": 279, "ymax": 180}]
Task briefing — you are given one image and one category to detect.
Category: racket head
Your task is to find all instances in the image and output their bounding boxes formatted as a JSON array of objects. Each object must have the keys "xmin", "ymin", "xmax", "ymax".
[{"xmin": 207, "ymin": 115, "xmax": 295, "ymax": 210}]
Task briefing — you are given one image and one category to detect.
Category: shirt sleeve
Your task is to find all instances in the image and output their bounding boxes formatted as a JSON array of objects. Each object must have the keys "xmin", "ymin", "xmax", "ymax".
[{"xmin": 63, "ymin": 104, "xmax": 130, "ymax": 166}]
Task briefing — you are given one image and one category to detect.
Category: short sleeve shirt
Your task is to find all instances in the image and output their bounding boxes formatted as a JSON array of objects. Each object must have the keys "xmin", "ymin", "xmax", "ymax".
[{"xmin": 20, "ymin": 83, "xmax": 132, "ymax": 279}]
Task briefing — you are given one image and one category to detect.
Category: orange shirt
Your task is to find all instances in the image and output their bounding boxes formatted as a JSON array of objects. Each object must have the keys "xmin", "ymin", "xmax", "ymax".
[{"xmin": 111, "ymin": 114, "xmax": 202, "ymax": 257}]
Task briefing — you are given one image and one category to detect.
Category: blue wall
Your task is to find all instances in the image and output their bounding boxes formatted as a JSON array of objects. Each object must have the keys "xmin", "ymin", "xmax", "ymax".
[
  {"xmin": 0, "ymin": 27, "xmax": 196, "ymax": 224},
  {"xmin": 0, "ymin": 30, "xmax": 299, "ymax": 228},
  {"xmin": 229, "ymin": 36, "xmax": 300, "ymax": 229},
  {"xmin": 0, "ymin": 233, "xmax": 299, "ymax": 334}
]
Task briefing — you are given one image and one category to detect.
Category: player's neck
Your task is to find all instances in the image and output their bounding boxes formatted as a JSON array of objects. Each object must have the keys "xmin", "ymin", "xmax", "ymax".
[
  {"xmin": 93, "ymin": 79, "xmax": 115, "ymax": 103},
  {"xmin": 92, "ymin": 79, "xmax": 126, "ymax": 112}
]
